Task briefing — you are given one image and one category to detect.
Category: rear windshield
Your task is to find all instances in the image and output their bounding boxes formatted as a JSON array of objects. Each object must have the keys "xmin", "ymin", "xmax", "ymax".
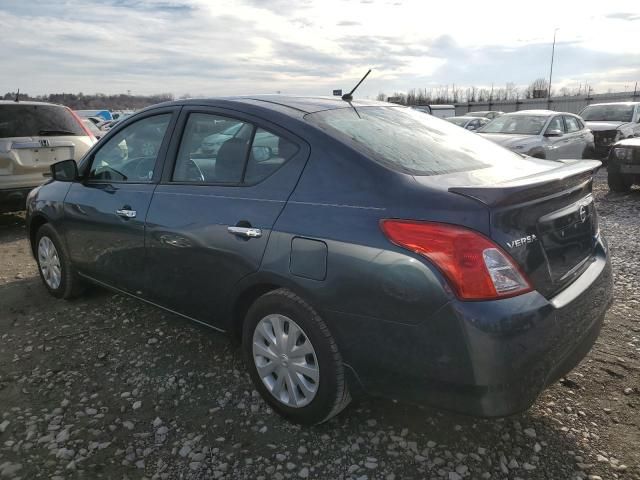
[
  {"xmin": 480, "ymin": 115, "xmax": 547, "ymax": 135},
  {"xmin": 580, "ymin": 104, "xmax": 634, "ymax": 122},
  {"xmin": 305, "ymin": 106, "xmax": 523, "ymax": 176},
  {"xmin": 0, "ymin": 104, "xmax": 85, "ymax": 138}
]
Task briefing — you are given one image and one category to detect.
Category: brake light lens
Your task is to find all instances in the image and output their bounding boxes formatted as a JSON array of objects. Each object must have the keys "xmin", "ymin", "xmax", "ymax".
[{"xmin": 380, "ymin": 220, "xmax": 532, "ymax": 300}]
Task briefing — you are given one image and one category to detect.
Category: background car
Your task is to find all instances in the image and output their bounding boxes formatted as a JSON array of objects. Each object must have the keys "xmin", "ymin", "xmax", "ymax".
[
  {"xmin": 428, "ymin": 104, "xmax": 456, "ymax": 119},
  {"xmin": 465, "ymin": 110, "xmax": 504, "ymax": 120},
  {"xmin": 27, "ymin": 96, "xmax": 611, "ymax": 426},
  {"xmin": 75, "ymin": 109, "xmax": 113, "ymax": 121},
  {"xmin": 0, "ymin": 101, "xmax": 96, "ymax": 213},
  {"xmin": 579, "ymin": 102, "xmax": 640, "ymax": 158},
  {"xmin": 607, "ymin": 137, "xmax": 640, "ymax": 192},
  {"xmin": 478, "ymin": 110, "xmax": 594, "ymax": 159},
  {"xmin": 81, "ymin": 118, "xmax": 104, "ymax": 139},
  {"xmin": 446, "ymin": 116, "xmax": 490, "ymax": 131}
]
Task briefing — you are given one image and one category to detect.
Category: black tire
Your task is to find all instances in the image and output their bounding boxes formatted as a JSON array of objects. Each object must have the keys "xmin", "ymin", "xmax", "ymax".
[
  {"xmin": 35, "ymin": 224, "xmax": 85, "ymax": 299},
  {"xmin": 242, "ymin": 288, "xmax": 350, "ymax": 424},
  {"xmin": 607, "ymin": 168, "xmax": 633, "ymax": 193}
]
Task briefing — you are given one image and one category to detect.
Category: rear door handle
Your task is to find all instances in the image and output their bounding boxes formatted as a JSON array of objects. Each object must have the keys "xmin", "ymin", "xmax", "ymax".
[
  {"xmin": 227, "ymin": 226, "xmax": 262, "ymax": 238},
  {"xmin": 116, "ymin": 208, "xmax": 137, "ymax": 219}
]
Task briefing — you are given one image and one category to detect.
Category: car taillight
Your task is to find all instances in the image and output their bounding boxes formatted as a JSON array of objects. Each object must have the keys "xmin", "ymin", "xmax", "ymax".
[
  {"xmin": 380, "ymin": 220, "xmax": 532, "ymax": 300},
  {"xmin": 68, "ymin": 108, "xmax": 95, "ymax": 140}
]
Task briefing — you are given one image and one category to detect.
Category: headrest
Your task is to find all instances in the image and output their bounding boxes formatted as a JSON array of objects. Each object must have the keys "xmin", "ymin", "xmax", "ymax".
[{"xmin": 215, "ymin": 138, "xmax": 248, "ymax": 182}]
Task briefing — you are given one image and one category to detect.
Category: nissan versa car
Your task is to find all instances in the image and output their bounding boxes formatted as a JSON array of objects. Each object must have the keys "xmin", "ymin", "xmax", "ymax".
[
  {"xmin": 26, "ymin": 96, "xmax": 613, "ymax": 425},
  {"xmin": 478, "ymin": 110, "xmax": 595, "ymax": 159},
  {"xmin": 0, "ymin": 101, "xmax": 96, "ymax": 213}
]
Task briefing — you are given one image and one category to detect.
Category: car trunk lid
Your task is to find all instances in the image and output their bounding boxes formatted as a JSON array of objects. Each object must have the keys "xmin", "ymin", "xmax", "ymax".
[{"xmin": 448, "ymin": 160, "xmax": 601, "ymax": 298}]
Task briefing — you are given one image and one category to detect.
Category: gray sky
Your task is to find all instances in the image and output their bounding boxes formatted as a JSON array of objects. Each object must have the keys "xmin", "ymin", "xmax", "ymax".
[{"xmin": 1, "ymin": 0, "xmax": 639, "ymax": 97}]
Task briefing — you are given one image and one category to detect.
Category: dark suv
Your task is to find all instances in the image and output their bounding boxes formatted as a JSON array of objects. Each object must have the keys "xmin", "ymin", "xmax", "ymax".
[{"xmin": 26, "ymin": 96, "xmax": 613, "ymax": 424}]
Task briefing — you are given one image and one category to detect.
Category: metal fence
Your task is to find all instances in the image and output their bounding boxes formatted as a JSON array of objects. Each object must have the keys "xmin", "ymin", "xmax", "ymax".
[{"xmin": 454, "ymin": 91, "xmax": 640, "ymax": 116}]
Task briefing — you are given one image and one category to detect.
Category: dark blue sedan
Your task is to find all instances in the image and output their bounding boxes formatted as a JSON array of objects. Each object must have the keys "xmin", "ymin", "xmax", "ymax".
[{"xmin": 26, "ymin": 96, "xmax": 613, "ymax": 424}]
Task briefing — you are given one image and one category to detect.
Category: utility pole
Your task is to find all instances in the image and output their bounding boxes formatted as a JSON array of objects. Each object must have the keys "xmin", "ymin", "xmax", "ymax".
[{"xmin": 548, "ymin": 28, "xmax": 559, "ymax": 103}]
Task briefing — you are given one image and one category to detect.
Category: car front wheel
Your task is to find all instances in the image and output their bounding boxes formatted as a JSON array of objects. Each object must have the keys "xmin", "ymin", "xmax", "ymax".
[
  {"xmin": 35, "ymin": 224, "xmax": 84, "ymax": 299},
  {"xmin": 607, "ymin": 168, "xmax": 633, "ymax": 193},
  {"xmin": 242, "ymin": 288, "xmax": 351, "ymax": 424}
]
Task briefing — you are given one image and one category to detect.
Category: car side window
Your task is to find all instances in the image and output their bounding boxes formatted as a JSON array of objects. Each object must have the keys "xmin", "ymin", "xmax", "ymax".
[
  {"xmin": 88, "ymin": 114, "xmax": 171, "ymax": 182},
  {"xmin": 173, "ymin": 113, "xmax": 298, "ymax": 184},
  {"xmin": 546, "ymin": 116, "xmax": 565, "ymax": 134},
  {"xmin": 564, "ymin": 116, "xmax": 581, "ymax": 133},
  {"xmin": 244, "ymin": 129, "xmax": 299, "ymax": 183},
  {"xmin": 174, "ymin": 113, "xmax": 253, "ymax": 184}
]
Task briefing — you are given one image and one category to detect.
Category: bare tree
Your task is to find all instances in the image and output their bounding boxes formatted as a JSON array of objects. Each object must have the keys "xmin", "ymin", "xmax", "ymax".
[{"xmin": 528, "ymin": 78, "xmax": 549, "ymax": 98}]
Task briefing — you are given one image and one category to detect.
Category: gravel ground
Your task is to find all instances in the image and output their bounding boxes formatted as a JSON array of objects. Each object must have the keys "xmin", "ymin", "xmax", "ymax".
[{"xmin": 0, "ymin": 171, "xmax": 638, "ymax": 480}]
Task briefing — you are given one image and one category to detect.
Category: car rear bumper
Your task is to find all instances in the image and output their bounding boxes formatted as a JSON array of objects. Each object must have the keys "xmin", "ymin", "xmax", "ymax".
[
  {"xmin": 332, "ymin": 236, "xmax": 613, "ymax": 417},
  {"xmin": 0, "ymin": 186, "xmax": 33, "ymax": 213}
]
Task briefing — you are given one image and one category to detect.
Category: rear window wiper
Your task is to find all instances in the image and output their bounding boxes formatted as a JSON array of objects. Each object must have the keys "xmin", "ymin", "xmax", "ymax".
[{"xmin": 38, "ymin": 129, "xmax": 77, "ymax": 136}]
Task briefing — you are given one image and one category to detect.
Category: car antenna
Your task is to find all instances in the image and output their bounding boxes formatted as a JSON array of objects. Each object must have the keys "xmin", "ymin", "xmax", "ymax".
[
  {"xmin": 341, "ymin": 69, "xmax": 371, "ymax": 102},
  {"xmin": 14, "ymin": 89, "xmax": 19, "ymax": 103}
]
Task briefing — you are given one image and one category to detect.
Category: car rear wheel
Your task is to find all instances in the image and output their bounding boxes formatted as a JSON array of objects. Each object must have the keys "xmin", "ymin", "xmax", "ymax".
[
  {"xmin": 607, "ymin": 168, "xmax": 633, "ymax": 193},
  {"xmin": 242, "ymin": 288, "xmax": 350, "ymax": 424},
  {"xmin": 35, "ymin": 224, "xmax": 84, "ymax": 299}
]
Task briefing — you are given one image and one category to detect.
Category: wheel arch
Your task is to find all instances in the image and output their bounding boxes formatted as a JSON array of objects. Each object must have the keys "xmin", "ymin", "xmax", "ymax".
[
  {"xmin": 28, "ymin": 213, "xmax": 50, "ymax": 256},
  {"xmin": 227, "ymin": 272, "xmax": 322, "ymax": 345}
]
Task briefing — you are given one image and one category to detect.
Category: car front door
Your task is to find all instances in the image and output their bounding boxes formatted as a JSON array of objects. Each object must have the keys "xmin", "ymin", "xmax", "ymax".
[
  {"xmin": 63, "ymin": 108, "xmax": 178, "ymax": 293},
  {"xmin": 144, "ymin": 107, "xmax": 310, "ymax": 326}
]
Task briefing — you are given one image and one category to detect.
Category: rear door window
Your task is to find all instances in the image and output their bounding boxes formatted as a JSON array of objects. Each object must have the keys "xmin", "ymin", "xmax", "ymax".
[
  {"xmin": 173, "ymin": 113, "xmax": 298, "ymax": 184},
  {"xmin": 0, "ymin": 104, "xmax": 85, "ymax": 138},
  {"xmin": 564, "ymin": 116, "xmax": 581, "ymax": 133}
]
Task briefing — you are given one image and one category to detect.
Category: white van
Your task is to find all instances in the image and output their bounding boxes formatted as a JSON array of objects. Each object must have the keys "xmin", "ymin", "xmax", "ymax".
[{"xmin": 429, "ymin": 105, "xmax": 456, "ymax": 119}]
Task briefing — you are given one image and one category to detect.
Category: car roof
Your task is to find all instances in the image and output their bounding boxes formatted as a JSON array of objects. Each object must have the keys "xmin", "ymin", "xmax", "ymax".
[
  {"xmin": 0, "ymin": 100, "xmax": 65, "ymax": 107},
  {"xmin": 586, "ymin": 102, "xmax": 640, "ymax": 106},
  {"xmin": 505, "ymin": 109, "xmax": 573, "ymax": 116},
  {"xmin": 168, "ymin": 95, "xmax": 389, "ymax": 115}
]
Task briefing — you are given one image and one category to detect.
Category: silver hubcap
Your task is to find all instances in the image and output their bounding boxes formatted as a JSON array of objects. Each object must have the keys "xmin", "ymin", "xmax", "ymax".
[
  {"xmin": 252, "ymin": 314, "xmax": 319, "ymax": 408},
  {"xmin": 38, "ymin": 236, "xmax": 62, "ymax": 290}
]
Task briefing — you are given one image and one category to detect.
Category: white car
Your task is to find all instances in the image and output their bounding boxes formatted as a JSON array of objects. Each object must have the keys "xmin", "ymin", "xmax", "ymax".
[
  {"xmin": 446, "ymin": 116, "xmax": 491, "ymax": 131},
  {"xmin": 0, "ymin": 101, "xmax": 96, "ymax": 212},
  {"xmin": 478, "ymin": 110, "xmax": 595, "ymax": 160}
]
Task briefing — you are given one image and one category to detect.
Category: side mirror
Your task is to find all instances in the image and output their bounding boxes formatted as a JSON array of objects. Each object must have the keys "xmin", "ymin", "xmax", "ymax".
[
  {"xmin": 251, "ymin": 146, "xmax": 272, "ymax": 162},
  {"xmin": 466, "ymin": 125, "xmax": 477, "ymax": 131},
  {"xmin": 544, "ymin": 129, "xmax": 563, "ymax": 137},
  {"xmin": 50, "ymin": 159, "xmax": 79, "ymax": 182}
]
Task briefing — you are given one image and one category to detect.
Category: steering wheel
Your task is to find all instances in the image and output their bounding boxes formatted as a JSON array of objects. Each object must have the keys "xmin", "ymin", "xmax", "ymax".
[
  {"xmin": 118, "ymin": 156, "xmax": 156, "ymax": 181},
  {"xmin": 184, "ymin": 159, "xmax": 205, "ymax": 182}
]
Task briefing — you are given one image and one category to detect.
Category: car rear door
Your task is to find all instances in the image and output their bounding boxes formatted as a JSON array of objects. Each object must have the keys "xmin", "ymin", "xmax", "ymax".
[
  {"xmin": 544, "ymin": 115, "xmax": 571, "ymax": 160},
  {"xmin": 63, "ymin": 107, "xmax": 179, "ymax": 293},
  {"xmin": 144, "ymin": 106, "xmax": 309, "ymax": 326},
  {"xmin": 563, "ymin": 115, "xmax": 588, "ymax": 158}
]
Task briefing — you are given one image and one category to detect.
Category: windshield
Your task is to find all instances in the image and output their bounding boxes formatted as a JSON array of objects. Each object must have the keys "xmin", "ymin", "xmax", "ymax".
[
  {"xmin": 305, "ymin": 106, "xmax": 524, "ymax": 176},
  {"xmin": 447, "ymin": 117, "xmax": 469, "ymax": 127},
  {"xmin": 479, "ymin": 115, "xmax": 547, "ymax": 135},
  {"xmin": 0, "ymin": 104, "xmax": 86, "ymax": 138},
  {"xmin": 580, "ymin": 104, "xmax": 634, "ymax": 122}
]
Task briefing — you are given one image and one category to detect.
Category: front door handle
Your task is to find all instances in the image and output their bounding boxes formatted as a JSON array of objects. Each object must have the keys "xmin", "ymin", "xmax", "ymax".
[
  {"xmin": 227, "ymin": 226, "xmax": 262, "ymax": 238},
  {"xmin": 116, "ymin": 208, "xmax": 137, "ymax": 219}
]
